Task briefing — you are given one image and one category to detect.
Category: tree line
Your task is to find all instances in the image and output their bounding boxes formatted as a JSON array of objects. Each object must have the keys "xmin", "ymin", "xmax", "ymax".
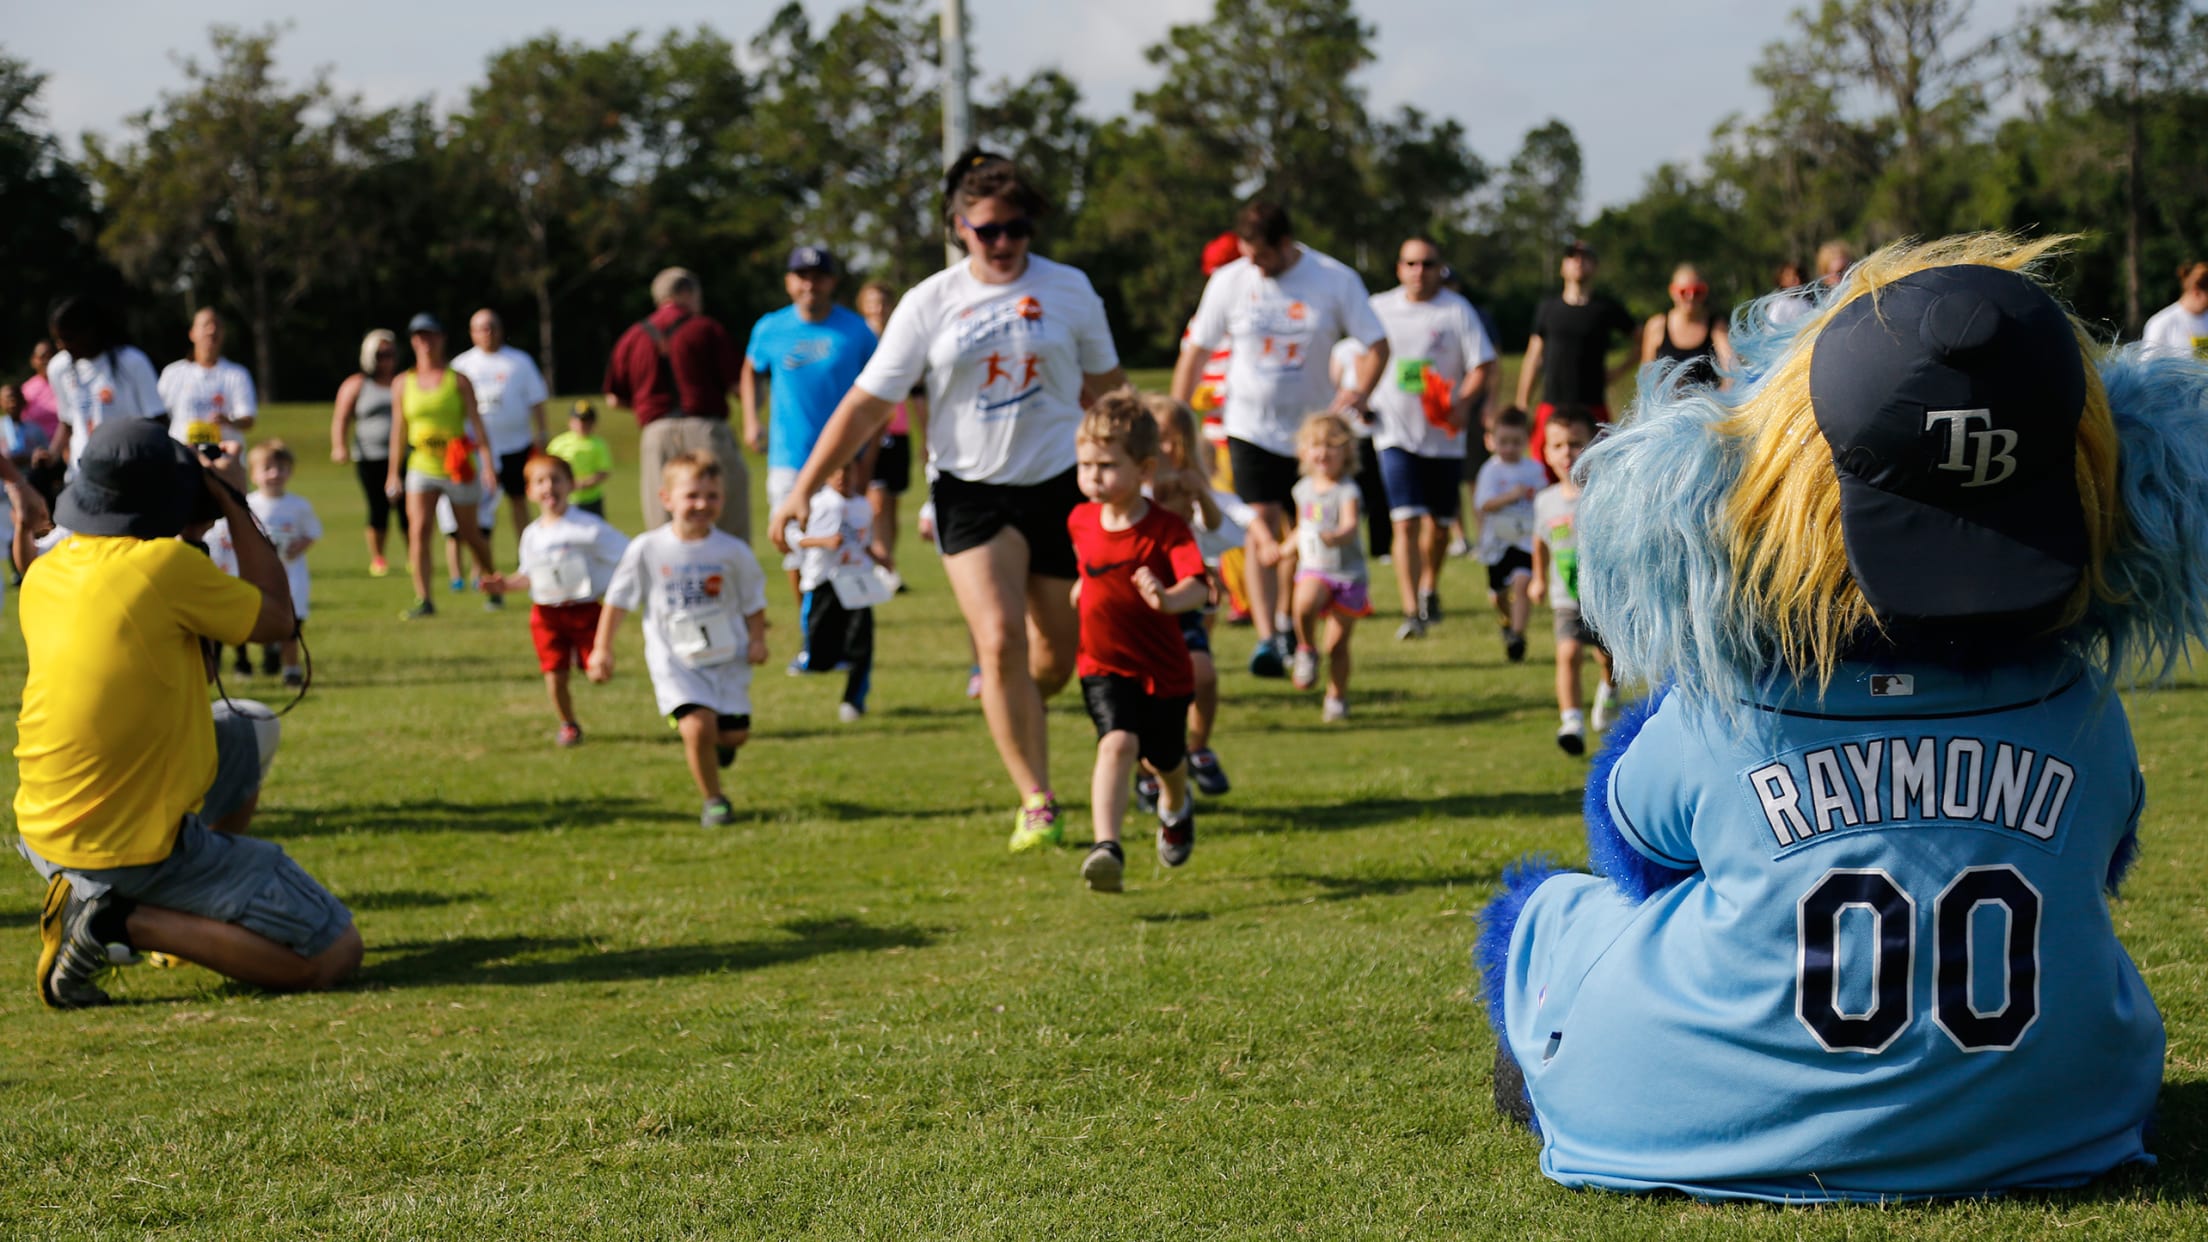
[{"xmin": 3, "ymin": 0, "xmax": 2203, "ymax": 401}]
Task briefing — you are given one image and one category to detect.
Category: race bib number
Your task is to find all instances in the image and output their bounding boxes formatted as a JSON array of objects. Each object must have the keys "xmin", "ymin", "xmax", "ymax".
[
  {"xmin": 830, "ymin": 564, "xmax": 899, "ymax": 610},
  {"xmin": 537, "ymin": 548, "xmax": 594, "ymax": 605},
  {"xmin": 1395, "ymin": 357, "xmax": 1431, "ymax": 393},
  {"xmin": 667, "ymin": 605, "xmax": 741, "ymax": 668}
]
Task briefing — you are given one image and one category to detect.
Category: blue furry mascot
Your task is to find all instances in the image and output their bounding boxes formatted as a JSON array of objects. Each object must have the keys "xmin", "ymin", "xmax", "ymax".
[{"xmin": 1476, "ymin": 235, "xmax": 2208, "ymax": 1201}]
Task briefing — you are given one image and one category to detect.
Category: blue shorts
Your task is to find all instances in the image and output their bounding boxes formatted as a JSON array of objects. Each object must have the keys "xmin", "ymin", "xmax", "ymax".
[
  {"xmin": 1179, "ymin": 610, "xmax": 1211, "ymax": 655},
  {"xmin": 17, "ymin": 706, "xmax": 353, "ymax": 958},
  {"xmin": 1377, "ymin": 448, "xmax": 1462, "ymax": 522}
]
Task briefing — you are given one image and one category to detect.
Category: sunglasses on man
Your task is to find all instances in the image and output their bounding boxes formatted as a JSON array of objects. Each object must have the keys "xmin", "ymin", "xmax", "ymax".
[{"xmin": 961, "ymin": 215, "xmax": 1034, "ymax": 244}]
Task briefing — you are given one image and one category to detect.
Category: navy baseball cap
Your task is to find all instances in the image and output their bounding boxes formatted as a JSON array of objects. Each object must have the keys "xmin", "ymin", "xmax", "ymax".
[
  {"xmin": 786, "ymin": 245, "xmax": 838, "ymax": 274},
  {"xmin": 406, "ymin": 312, "xmax": 443, "ymax": 335},
  {"xmin": 1808, "ymin": 263, "xmax": 2088, "ymax": 623}
]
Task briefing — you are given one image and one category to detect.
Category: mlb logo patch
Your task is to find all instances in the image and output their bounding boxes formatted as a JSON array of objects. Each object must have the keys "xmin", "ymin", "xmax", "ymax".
[{"xmin": 1868, "ymin": 673, "xmax": 1916, "ymax": 697}]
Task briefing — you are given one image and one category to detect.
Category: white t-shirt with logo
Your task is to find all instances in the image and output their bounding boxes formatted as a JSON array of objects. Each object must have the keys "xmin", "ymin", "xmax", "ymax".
[
  {"xmin": 158, "ymin": 358, "xmax": 257, "ymax": 447},
  {"xmin": 2142, "ymin": 301, "xmax": 2208, "ymax": 363},
  {"xmin": 604, "ymin": 524, "xmax": 770, "ymax": 716},
  {"xmin": 1472, "ymin": 454, "xmax": 1549, "ymax": 564},
  {"xmin": 49, "ymin": 347, "xmax": 165, "ymax": 467},
  {"xmin": 517, "ymin": 507, "xmax": 629, "ymax": 606},
  {"xmin": 788, "ymin": 487, "xmax": 879, "ymax": 593},
  {"xmin": 1367, "ymin": 287, "xmax": 1495, "ymax": 459},
  {"xmin": 1185, "ymin": 248, "xmax": 1385, "ymax": 457},
  {"xmin": 854, "ymin": 254, "xmax": 1120, "ymax": 486},
  {"xmin": 247, "ymin": 490, "xmax": 322, "ymax": 618},
  {"xmin": 452, "ymin": 345, "xmax": 550, "ymax": 456}
]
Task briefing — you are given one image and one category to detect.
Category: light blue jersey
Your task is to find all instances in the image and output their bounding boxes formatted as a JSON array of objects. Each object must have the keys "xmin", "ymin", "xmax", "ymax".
[
  {"xmin": 1500, "ymin": 654, "xmax": 2162, "ymax": 1201},
  {"xmin": 745, "ymin": 304, "xmax": 876, "ymax": 472}
]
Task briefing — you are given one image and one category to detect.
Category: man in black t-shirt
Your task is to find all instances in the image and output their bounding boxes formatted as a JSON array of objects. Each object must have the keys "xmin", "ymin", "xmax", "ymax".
[{"xmin": 1515, "ymin": 240, "xmax": 1637, "ymax": 471}]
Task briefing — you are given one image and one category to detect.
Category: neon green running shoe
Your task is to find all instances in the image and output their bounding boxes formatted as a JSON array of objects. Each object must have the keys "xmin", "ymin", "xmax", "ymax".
[{"xmin": 1008, "ymin": 791, "xmax": 1062, "ymax": 853}]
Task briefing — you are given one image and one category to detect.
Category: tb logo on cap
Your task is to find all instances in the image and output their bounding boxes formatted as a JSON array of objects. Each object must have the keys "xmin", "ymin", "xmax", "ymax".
[{"xmin": 1925, "ymin": 408, "xmax": 2018, "ymax": 487}]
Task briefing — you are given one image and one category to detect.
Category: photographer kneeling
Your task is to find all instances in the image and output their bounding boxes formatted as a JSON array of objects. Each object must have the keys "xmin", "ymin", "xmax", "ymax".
[{"xmin": 18, "ymin": 419, "xmax": 361, "ymax": 1009}]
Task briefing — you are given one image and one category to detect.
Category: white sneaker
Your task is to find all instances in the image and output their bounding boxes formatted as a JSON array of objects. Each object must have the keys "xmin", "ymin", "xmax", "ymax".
[
  {"xmin": 1557, "ymin": 709, "xmax": 1586, "ymax": 756},
  {"xmin": 1591, "ymin": 680, "xmax": 1616, "ymax": 732},
  {"xmin": 1290, "ymin": 647, "xmax": 1319, "ymax": 689},
  {"xmin": 1394, "ymin": 616, "xmax": 1425, "ymax": 641},
  {"xmin": 1322, "ymin": 696, "xmax": 1349, "ymax": 722},
  {"xmin": 837, "ymin": 702, "xmax": 864, "ymax": 724}
]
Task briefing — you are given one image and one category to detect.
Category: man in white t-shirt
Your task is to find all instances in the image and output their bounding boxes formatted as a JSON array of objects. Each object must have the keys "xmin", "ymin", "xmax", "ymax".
[
  {"xmin": 47, "ymin": 296, "xmax": 167, "ymax": 471},
  {"xmin": 157, "ymin": 308, "xmax": 257, "ymax": 451},
  {"xmin": 2141, "ymin": 262, "xmax": 2208, "ymax": 362},
  {"xmin": 1368, "ymin": 236, "xmax": 1496, "ymax": 638},
  {"xmin": 1171, "ymin": 201, "xmax": 1388, "ymax": 676},
  {"xmin": 452, "ymin": 309, "xmax": 551, "ymax": 549}
]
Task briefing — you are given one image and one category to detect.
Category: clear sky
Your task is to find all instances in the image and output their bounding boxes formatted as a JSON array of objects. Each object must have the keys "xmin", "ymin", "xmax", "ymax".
[{"xmin": 13, "ymin": 0, "xmax": 2028, "ymax": 211}]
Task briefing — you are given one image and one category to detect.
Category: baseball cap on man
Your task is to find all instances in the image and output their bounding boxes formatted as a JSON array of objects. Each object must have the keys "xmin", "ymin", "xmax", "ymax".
[
  {"xmin": 1808, "ymin": 263, "xmax": 2088, "ymax": 623},
  {"xmin": 54, "ymin": 417, "xmax": 206, "ymax": 539},
  {"xmin": 786, "ymin": 245, "xmax": 838, "ymax": 274},
  {"xmin": 406, "ymin": 312, "xmax": 443, "ymax": 335}
]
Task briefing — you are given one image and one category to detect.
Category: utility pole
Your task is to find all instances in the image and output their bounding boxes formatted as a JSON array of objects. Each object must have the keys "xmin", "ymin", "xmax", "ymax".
[{"xmin": 941, "ymin": 0, "xmax": 972, "ymax": 268}]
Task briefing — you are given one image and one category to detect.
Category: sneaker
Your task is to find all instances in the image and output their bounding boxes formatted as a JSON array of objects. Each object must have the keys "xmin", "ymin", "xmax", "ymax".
[
  {"xmin": 1420, "ymin": 591, "xmax": 1442, "ymax": 623},
  {"xmin": 1591, "ymin": 680, "xmax": 1616, "ymax": 732},
  {"xmin": 1447, "ymin": 534, "xmax": 1473, "ymax": 559},
  {"xmin": 700, "ymin": 796, "xmax": 735, "ymax": 828},
  {"xmin": 787, "ymin": 654, "xmax": 810, "ymax": 677},
  {"xmin": 484, "ymin": 593, "xmax": 505, "ymax": 612},
  {"xmin": 1504, "ymin": 630, "xmax": 1527, "ymax": 664},
  {"xmin": 368, "ymin": 557, "xmax": 390, "ymax": 578},
  {"xmin": 400, "ymin": 599, "xmax": 436, "ymax": 621},
  {"xmin": 1290, "ymin": 647, "xmax": 1319, "ymax": 690},
  {"xmin": 556, "ymin": 722, "xmax": 582, "ymax": 748},
  {"xmin": 1157, "ymin": 799, "xmax": 1195, "ymax": 867},
  {"xmin": 1395, "ymin": 615, "xmax": 1425, "ymax": 641},
  {"xmin": 1081, "ymin": 841, "xmax": 1126, "ymax": 892},
  {"xmin": 281, "ymin": 668, "xmax": 305, "ymax": 689},
  {"xmin": 1248, "ymin": 635, "xmax": 1287, "ymax": 679},
  {"xmin": 448, "ymin": 576, "xmax": 466, "ymax": 593},
  {"xmin": 1188, "ymin": 748, "xmax": 1231, "ymax": 796},
  {"xmin": 1557, "ymin": 710, "xmax": 1587, "ymax": 757},
  {"xmin": 837, "ymin": 702, "xmax": 864, "ymax": 724},
  {"xmin": 1322, "ymin": 695, "xmax": 1350, "ymax": 722},
  {"xmin": 37, "ymin": 876, "xmax": 125, "ymax": 1010},
  {"xmin": 965, "ymin": 665, "xmax": 984, "ymax": 699},
  {"xmin": 260, "ymin": 645, "xmax": 281, "ymax": 676},
  {"xmin": 1008, "ymin": 791, "xmax": 1063, "ymax": 853},
  {"xmin": 1133, "ymin": 772, "xmax": 1160, "ymax": 814}
]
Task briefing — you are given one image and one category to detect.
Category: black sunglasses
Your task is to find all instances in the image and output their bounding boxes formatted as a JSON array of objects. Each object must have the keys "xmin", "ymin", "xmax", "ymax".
[{"xmin": 961, "ymin": 215, "xmax": 1034, "ymax": 244}]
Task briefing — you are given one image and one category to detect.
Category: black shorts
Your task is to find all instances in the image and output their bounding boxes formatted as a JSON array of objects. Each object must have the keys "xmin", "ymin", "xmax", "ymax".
[
  {"xmin": 872, "ymin": 433, "xmax": 912, "ymax": 496},
  {"xmin": 1081, "ymin": 675, "xmax": 1193, "ymax": 773},
  {"xmin": 1179, "ymin": 610, "xmax": 1211, "ymax": 656},
  {"xmin": 931, "ymin": 468, "xmax": 1080, "ymax": 579},
  {"xmin": 1228, "ymin": 438, "xmax": 1301, "ymax": 508},
  {"xmin": 576, "ymin": 498, "xmax": 605, "ymax": 518},
  {"xmin": 496, "ymin": 449, "xmax": 532, "ymax": 500},
  {"xmin": 1486, "ymin": 547, "xmax": 1533, "ymax": 594},
  {"xmin": 670, "ymin": 705, "xmax": 752, "ymax": 733}
]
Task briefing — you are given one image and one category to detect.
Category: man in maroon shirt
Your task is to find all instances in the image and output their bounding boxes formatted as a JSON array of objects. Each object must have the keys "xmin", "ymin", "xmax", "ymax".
[{"xmin": 602, "ymin": 267, "xmax": 751, "ymax": 538}]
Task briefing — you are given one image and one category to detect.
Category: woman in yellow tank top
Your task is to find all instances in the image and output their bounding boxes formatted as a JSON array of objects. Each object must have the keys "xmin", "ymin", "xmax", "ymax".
[{"xmin": 385, "ymin": 313, "xmax": 498, "ymax": 618}]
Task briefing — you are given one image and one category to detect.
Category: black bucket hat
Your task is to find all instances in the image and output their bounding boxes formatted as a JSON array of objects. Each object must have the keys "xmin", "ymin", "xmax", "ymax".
[
  {"xmin": 1808, "ymin": 263, "xmax": 2088, "ymax": 623},
  {"xmin": 55, "ymin": 417, "xmax": 204, "ymax": 539}
]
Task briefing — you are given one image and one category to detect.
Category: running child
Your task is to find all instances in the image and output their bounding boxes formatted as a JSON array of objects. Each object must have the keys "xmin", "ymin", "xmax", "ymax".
[
  {"xmin": 1139, "ymin": 392, "xmax": 1232, "ymax": 801},
  {"xmin": 1069, "ymin": 392, "xmax": 1209, "ymax": 892},
  {"xmin": 1528, "ymin": 404, "xmax": 1614, "ymax": 755},
  {"xmin": 482, "ymin": 455, "xmax": 629, "ymax": 747},
  {"xmin": 788, "ymin": 453, "xmax": 882, "ymax": 723},
  {"xmin": 589, "ymin": 451, "xmax": 769, "ymax": 827},
  {"xmin": 1287, "ymin": 413, "xmax": 1370, "ymax": 722},
  {"xmin": 546, "ymin": 400, "xmax": 615, "ymax": 518},
  {"xmin": 246, "ymin": 440, "xmax": 320, "ymax": 687},
  {"xmin": 1470, "ymin": 406, "xmax": 1546, "ymax": 663}
]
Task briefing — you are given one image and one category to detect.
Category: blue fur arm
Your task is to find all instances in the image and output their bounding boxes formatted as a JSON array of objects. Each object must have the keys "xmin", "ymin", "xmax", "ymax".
[
  {"xmin": 1584, "ymin": 688, "xmax": 1697, "ymax": 902},
  {"xmin": 1475, "ymin": 855, "xmax": 1566, "ymax": 1037},
  {"xmin": 2107, "ymin": 769, "xmax": 2146, "ymax": 896}
]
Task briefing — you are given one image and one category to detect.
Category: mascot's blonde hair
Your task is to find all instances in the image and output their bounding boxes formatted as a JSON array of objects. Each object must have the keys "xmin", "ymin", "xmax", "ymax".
[{"xmin": 1577, "ymin": 232, "xmax": 2208, "ymax": 720}]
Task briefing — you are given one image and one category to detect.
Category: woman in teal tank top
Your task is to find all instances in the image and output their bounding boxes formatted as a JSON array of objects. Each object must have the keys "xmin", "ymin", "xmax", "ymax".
[{"xmin": 385, "ymin": 314, "xmax": 497, "ymax": 619}]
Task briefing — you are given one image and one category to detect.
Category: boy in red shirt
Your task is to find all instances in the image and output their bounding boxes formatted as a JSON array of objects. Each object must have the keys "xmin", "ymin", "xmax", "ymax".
[{"xmin": 1068, "ymin": 391, "xmax": 1211, "ymax": 892}]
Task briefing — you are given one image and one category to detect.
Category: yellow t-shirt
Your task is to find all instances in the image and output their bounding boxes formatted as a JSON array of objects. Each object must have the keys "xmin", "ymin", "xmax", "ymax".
[{"xmin": 14, "ymin": 536, "xmax": 262, "ymax": 869}]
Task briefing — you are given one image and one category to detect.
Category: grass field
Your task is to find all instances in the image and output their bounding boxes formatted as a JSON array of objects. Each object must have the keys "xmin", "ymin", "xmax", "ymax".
[{"xmin": 0, "ymin": 388, "xmax": 2203, "ymax": 1239}]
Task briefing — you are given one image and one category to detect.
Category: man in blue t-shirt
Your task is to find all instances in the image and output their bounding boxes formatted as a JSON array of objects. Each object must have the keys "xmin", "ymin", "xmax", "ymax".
[{"xmin": 741, "ymin": 244, "xmax": 877, "ymax": 596}]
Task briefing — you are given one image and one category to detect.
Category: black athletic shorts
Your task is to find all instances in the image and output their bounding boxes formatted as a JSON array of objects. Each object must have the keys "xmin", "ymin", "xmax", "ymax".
[
  {"xmin": 670, "ymin": 705, "xmax": 752, "ymax": 733},
  {"xmin": 1228, "ymin": 437, "xmax": 1301, "ymax": 508},
  {"xmin": 872, "ymin": 433, "xmax": 912, "ymax": 496},
  {"xmin": 931, "ymin": 468, "xmax": 1080, "ymax": 579},
  {"xmin": 496, "ymin": 449, "xmax": 532, "ymax": 500},
  {"xmin": 1081, "ymin": 674, "xmax": 1193, "ymax": 774},
  {"xmin": 1486, "ymin": 547, "xmax": 1533, "ymax": 594}
]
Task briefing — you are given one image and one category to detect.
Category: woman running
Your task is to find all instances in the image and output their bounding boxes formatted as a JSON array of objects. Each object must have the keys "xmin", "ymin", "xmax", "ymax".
[
  {"xmin": 1639, "ymin": 263, "xmax": 1736, "ymax": 388},
  {"xmin": 330, "ymin": 329, "xmax": 407, "ymax": 576},
  {"xmin": 385, "ymin": 314, "xmax": 497, "ymax": 619}
]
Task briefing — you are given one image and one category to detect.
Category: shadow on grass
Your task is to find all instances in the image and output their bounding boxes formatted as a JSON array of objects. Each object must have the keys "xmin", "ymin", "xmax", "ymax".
[
  {"xmin": 358, "ymin": 915, "xmax": 934, "ymax": 988},
  {"xmin": 1271, "ymin": 867, "xmax": 1502, "ymax": 903},
  {"xmin": 253, "ymin": 796, "xmax": 663, "ymax": 838},
  {"xmin": 346, "ymin": 888, "xmax": 488, "ymax": 912},
  {"xmin": 0, "ymin": 907, "xmax": 35, "ymax": 930},
  {"xmin": 1225, "ymin": 788, "xmax": 1583, "ymax": 834}
]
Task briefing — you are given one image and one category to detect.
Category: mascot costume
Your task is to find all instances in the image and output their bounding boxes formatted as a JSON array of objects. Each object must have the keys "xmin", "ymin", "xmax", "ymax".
[{"xmin": 1476, "ymin": 235, "xmax": 2208, "ymax": 1201}]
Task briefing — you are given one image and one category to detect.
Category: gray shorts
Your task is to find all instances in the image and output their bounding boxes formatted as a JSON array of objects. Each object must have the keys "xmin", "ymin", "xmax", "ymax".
[
  {"xmin": 17, "ymin": 705, "xmax": 352, "ymax": 957},
  {"xmin": 404, "ymin": 469, "xmax": 482, "ymax": 506},
  {"xmin": 1552, "ymin": 604, "xmax": 1601, "ymax": 648}
]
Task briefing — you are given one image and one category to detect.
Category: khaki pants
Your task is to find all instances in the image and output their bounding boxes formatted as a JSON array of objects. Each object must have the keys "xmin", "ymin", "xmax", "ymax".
[{"xmin": 640, "ymin": 416, "xmax": 750, "ymax": 540}]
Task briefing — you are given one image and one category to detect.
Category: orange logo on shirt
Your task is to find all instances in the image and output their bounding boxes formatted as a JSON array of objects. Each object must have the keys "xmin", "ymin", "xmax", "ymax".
[
  {"xmin": 1016, "ymin": 297, "xmax": 1043, "ymax": 321},
  {"xmin": 211, "ymin": 393, "xmax": 226, "ymax": 410},
  {"xmin": 97, "ymin": 387, "xmax": 114, "ymax": 404},
  {"xmin": 1021, "ymin": 355, "xmax": 1041, "ymax": 386},
  {"xmin": 984, "ymin": 352, "xmax": 1011, "ymax": 386},
  {"xmin": 703, "ymin": 574, "xmax": 724, "ymax": 598},
  {"xmin": 1285, "ymin": 302, "xmax": 1308, "ymax": 322}
]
